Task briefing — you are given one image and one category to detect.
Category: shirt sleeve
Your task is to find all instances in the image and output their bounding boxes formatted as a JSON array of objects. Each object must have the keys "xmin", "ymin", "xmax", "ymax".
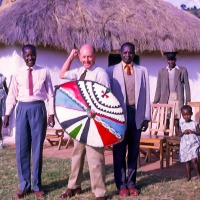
[
  {"xmin": 154, "ymin": 70, "xmax": 162, "ymax": 103},
  {"xmin": 63, "ymin": 68, "xmax": 78, "ymax": 81},
  {"xmin": 5, "ymin": 75, "xmax": 18, "ymax": 115},
  {"xmin": 144, "ymin": 67, "xmax": 151, "ymax": 121},
  {"xmin": 44, "ymin": 69, "xmax": 55, "ymax": 115}
]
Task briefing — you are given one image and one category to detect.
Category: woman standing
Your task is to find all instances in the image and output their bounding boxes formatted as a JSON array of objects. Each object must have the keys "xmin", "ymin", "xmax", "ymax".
[{"xmin": 0, "ymin": 73, "xmax": 8, "ymax": 149}]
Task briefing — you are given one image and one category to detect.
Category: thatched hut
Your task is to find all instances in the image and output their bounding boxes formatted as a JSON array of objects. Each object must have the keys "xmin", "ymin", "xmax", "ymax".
[
  {"xmin": 1, "ymin": 0, "xmax": 200, "ymax": 52},
  {"xmin": 0, "ymin": 0, "xmax": 200, "ymax": 136}
]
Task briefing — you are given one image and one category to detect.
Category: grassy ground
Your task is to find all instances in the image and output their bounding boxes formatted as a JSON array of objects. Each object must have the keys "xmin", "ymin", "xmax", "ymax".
[{"xmin": 0, "ymin": 147, "xmax": 200, "ymax": 200}]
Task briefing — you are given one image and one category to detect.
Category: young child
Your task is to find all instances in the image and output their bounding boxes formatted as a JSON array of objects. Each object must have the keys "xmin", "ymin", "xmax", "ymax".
[{"xmin": 179, "ymin": 105, "xmax": 200, "ymax": 181}]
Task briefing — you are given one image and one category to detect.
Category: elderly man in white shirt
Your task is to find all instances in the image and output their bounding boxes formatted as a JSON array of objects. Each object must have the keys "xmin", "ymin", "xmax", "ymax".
[{"xmin": 59, "ymin": 44, "xmax": 110, "ymax": 200}]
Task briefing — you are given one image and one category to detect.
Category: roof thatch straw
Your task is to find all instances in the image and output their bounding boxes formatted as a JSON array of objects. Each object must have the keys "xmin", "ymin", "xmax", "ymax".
[{"xmin": 0, "ymin": 0, "xmax": 200, "ymax": 53}]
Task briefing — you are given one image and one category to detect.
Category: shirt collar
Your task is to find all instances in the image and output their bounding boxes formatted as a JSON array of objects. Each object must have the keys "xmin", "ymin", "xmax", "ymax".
[
  {"xmin": 122, "ymin": 61, "xmax": 133, "ymax": 69},
  {"xmin": 166, "ymin": 65, "xmax": 179, "ymax": 70},
  {"xmin": 84, "ymin": 65, "xmax": 96, "ymax": 71},
  {"xmin": 26, "ymin": 65, "xmax": 36, "ymax": 70}
]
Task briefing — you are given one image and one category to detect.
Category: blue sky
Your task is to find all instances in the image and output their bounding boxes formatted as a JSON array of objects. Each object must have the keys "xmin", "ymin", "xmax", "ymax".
[{"xmin": 164, "ymin": 0, "xmax": 200, "ymax": 8}]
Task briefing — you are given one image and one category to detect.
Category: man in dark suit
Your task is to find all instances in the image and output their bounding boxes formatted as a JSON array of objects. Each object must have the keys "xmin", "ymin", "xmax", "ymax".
[
  {"xmin": 107, "ymin": 42, "xmax": 150, "ymax": 197},
  {"xmin": 154, "ymin": 52, "xmax": 191, "ymax": 135}
]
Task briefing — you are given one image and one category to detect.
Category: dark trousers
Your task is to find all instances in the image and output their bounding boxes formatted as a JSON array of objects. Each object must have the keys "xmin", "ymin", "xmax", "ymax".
[
  {"xmin": 113, "ymin": 106, "xmax": 141, "ymax": 190},
  {"xmin": 16, "ymin": 101, "xmax": 47, "ymax": 192}
]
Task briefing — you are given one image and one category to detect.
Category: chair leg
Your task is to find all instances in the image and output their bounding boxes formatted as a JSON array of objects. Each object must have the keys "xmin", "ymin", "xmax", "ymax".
[
  {"xmin": 65, "ymin": 137, "xmax": 72, "ymax": 149},
  {"xmin": 47, "ymin": 139, "xmax": 54, "ymax": 146},
  {"xmin": 149, "ymin": 149, "xmax": 152, "ymax": 162},
  {"xmin": 166, "ymin": 142, "xmax": 170, "ymax": 168},
  {"xmin": 137, "ymin": 152, "xmax": 141, "ymax": 168},
  {"xmin": 170, "ymin": 149, "xmax": 173, "ymax": 165},
  {"xmin": 144, "ymin": 149, "xmax": 151, "ymax": 162},
  {"xmin": 57, "ymin": 136, "xmax": 63, "ymax": 150},
  {"xmin": 160, "ymin": 141, "xmax": 164, "ymax": 169},
  {"xmin": 198, "ymin": 154, "xmax": 200, "ymax": 165}
]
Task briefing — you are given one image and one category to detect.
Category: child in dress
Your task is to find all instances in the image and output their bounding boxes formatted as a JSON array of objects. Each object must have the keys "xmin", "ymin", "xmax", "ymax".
[{"xmin": 179, "ymin": 105, "xmax": 200, "ymax": 181}]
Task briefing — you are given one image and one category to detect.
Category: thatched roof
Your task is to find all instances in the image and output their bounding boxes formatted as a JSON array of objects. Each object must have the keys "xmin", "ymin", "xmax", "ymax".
[{"xmin": 0, "ymin": 0, "xmax": 200, "ymax": 53}]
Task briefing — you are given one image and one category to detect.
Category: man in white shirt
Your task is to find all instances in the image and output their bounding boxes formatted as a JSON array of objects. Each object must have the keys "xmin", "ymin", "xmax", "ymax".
[
  {"xmin": 59, "ymin": 44, "xmax": 110, "ymax": 200},
  {"xmin": 3, "ymin": 44, "xmax": 55, "ymax": 199}
]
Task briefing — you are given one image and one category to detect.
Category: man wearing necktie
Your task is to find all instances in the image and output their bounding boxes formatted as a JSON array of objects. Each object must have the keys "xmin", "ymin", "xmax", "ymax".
[
  {"xmin": 107, "ymin": 42, "xmax": 150, "ymax": 197},
  {"xmin": 59, "ymin": 44, "xmax": 110, "ymax": 200},
  {"xmin": 3, "ymin": 44, "xmax": 55, "ymax": 199}
]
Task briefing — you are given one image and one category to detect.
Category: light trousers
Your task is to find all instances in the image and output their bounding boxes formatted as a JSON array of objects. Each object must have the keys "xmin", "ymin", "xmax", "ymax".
[{"xmin": 68, "ymin": 140, "xmax": 106, "ymax": 197}]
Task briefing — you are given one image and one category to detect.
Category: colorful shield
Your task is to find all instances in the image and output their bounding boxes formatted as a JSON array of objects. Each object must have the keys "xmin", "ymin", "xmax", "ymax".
[{"xmin": 54, "ymin": 81, "xmax": 125, "ymax": 147}]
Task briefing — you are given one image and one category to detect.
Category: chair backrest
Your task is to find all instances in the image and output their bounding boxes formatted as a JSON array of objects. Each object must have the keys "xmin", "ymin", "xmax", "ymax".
[
  {"xmin": 187, "ymin": 102, "xmax": 200, "ymax": 124},
  {"xmin": 149, "ymin": 103, "xmax": 175, "ymax": 136}
]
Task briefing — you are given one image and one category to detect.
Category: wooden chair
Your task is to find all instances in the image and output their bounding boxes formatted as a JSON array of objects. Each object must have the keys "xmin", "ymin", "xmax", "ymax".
[
  {"xmin": 166, "ymin": 102, "xmax": 200, "ymax": 167},
  {"xmin": 139, "ymin": 103, "xmax": 175, "ymax": 169},
  {"xmin": 46, "ymin": 129, "xmax": 65, "ymax": 150},
  {"xmin": 166, "ymin": 136, "xmax": 180, "ymax": 167},
  {"xmin": 188, "ymin": 102, "xmax": 200, "ymax": 123}
]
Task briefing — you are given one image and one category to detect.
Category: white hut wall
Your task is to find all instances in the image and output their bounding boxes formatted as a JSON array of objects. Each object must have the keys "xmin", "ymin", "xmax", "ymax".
[{"xmin": 0, "ymin": 46, "xmax": 200, "ymax": 137}]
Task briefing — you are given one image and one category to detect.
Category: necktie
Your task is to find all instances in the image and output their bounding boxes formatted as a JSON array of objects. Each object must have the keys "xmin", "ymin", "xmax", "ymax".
[
  {"xmin": 79, "ymin": 69, "xmax": 87, "ymax": 80},
  {"xmin": 125, "ymin": 65, "xmax": 131, "ymax": 75},
  {"xmin": 28, "ymin": 68, "xmax": 33, "ymax": 95}
]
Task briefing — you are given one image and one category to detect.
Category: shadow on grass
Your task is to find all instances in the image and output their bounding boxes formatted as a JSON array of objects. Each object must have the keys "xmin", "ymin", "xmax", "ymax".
[
  {"xmin": 43, "ymin": 178, "xmax": 68, "ymax": 192},
  {"xmin": 42, "ymin": 163, "xmax": 115, "ymax": 196},
  {"xmin": 137, "ymin": 171, "xmax": 182, "ymax": 189},
  {"xmin": 100, "ymin": 163, "xmax": 184, "ymax": 199}
]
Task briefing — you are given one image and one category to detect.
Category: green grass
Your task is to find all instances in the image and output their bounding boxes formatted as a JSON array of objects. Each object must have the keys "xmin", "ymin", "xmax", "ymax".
[{"xmin": 0, "ymin": 147, "xmax": 200, "ymax": 200}]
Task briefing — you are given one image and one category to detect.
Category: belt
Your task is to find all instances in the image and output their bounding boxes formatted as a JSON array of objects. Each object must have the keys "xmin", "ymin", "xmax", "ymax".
[
  {"xmin": 127, "ymin": 105, "xmax": 135, "ymax": 108},
  {"xmin": 19, "ymin": 100, "xmax": 44, "ymax": 105}
]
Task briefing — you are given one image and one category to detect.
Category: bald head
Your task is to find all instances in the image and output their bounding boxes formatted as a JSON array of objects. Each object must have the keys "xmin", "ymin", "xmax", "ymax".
[
  {"xmin": 79, "ymin": 44, "xmax": 96, "ymax": 69},
  {"xmin": 80, "ymin": 44, "xmax": 96, "ymax": 54}
]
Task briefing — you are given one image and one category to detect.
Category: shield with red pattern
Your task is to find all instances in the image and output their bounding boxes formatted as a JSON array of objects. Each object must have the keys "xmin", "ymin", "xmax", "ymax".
[{"xmin": 54, "ymin": 81, "xmax": 125, "ymax": 147}]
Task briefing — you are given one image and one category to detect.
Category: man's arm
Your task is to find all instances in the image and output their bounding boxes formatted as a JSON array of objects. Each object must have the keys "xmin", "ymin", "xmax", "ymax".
[
  {"xmin": 144, "ymin": 67, "xmax": 151, "ymax": 121},
  {"xmin": 59, "ymin": 49, "xmax": 79, "ymax": 79},
  {"xmin": 44, "ymin": 69, "xmax": 55, "ymax": 128},
  {"xmin": 140, "ymin": 67, "xmax": 151, "ymax": 131},
  {"xmin": 153, "ymin": 70, "xmax": 162, "ymax": 103},
  {"xmin": 3, "ymin": 115, "xmax": 9, "ymax": 128},
  {"xmin": 3, "ymin": 79, "xmax": 8, "ymax": 94},
  {"xmin": 3, "ymin": 75, "xmax": 18, "ymax": 128},
  {"xmin": 183, "ymin": 68, "xmax": 191, "ymax": 104}
]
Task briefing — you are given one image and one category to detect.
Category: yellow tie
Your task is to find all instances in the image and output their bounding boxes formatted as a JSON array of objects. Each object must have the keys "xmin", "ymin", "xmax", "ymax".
[{"xmin": 125, "ymin": 65, "xmax": 131, "ymax": 75}]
